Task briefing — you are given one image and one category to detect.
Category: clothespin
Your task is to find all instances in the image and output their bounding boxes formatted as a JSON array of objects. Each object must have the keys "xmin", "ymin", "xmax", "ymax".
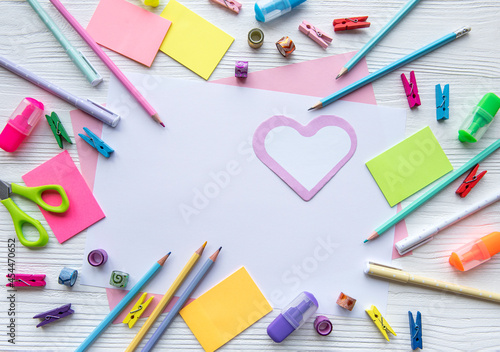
[
  {"xmin": 122, "ymin": 292, "xmax": 154, "ymax": 328},
  {"xmin": 456, "ymin": 164, "xmax": 486, "ymax": 198},
  {"xmin": 210, "ymin": 0, "xmax": 242, "ymax": 14},
  {"xmin": 298, "ymin": 21, "xmax": 332, "ymax": 49},
  {"xmin": 45, "ymin": 112, "xmax": 72, "ymax": 149},
  {"xmin": 333, "ymin": 16, "xmax": 370, "ymax": 32},
  {"xmin": 6, "ymin": 274, "xmax": 46, "ymax": 288},
  {"xmin": 435, "ymin": 84, "xmax": 450, "ymax": 120},
  {"xmin": 78, "ymin": 127, "xmax": 114, "ymax": 158},
  {"xmin": 33, "ymin": 303, "xmax": 74, "ymax": 327},
  {"xmin": 408, "ymin": 311, "xmax": 422, "ymax": 350},
  {"xmin": 401, "ymin": 71, "xmax": 421, "ymax": 108},
  {"xmin": 365, "ymin": 305, "xmax": 397, "ymax": 341}
]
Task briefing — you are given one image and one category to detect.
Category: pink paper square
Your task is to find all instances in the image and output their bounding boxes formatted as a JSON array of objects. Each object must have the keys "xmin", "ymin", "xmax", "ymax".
[
  {"xmin": 22, "ymin": 151, "xmax": 105, "ymax": 243},
  {"xmin": 87, "ymin": 0, "xmax": 171, "ymax": 67}
]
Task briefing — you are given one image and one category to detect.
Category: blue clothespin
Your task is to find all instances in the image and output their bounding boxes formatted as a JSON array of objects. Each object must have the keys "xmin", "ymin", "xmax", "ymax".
[
  {"xmin": 408, "ymin": 311, "xmax": 422, "ymax": 350},
  {"xmin": 33, "ymin": 303, "xmax": 74, "ymax": 327},
  {"xmin": 435, "ymin": 84, "xmax": 449, "ymax": 120},
  {"xmin": 78, "ymin": 127, "xmax": 114, "ymax": 158},
  {"xmin": 45, "ymin": 112, "xmax": 73, "ymax": 148}
]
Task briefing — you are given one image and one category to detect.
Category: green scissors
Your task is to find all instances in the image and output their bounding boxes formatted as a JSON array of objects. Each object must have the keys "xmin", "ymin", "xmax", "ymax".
[{"xmin": 0, "ymin": 179, "xmax": 69, "ymax": 247}]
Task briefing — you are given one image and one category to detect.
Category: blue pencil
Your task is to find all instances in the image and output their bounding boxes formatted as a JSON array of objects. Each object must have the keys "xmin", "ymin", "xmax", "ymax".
[
  {"xmin": 310, "ymin": 26, "xmax": 471, "ymax": 111},
  {"xmin": 142, "ymin": 247, "xmax": 222, "ymax": 352},
  {"xmin": 75, "ymin": 253, "xmax": 171, "ymax": 352},
  {"xmin": 336, "ymin": 0, "xmax": 422, "ymax": 79}
]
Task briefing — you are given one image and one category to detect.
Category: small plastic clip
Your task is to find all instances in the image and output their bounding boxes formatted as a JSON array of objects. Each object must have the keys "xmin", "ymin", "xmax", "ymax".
[
  {"xmin": 408, "ymin": 311, "xmax": 422, "ymax": 350},
  {"xmin": 276, "ymin": 36, "xmax": 296, "ymax": 57},
  {"xmin": 401, "ymin": 71, "xmax": 421, "ymax": 108},
  {"xmin": 456, "ymin": 164, "xmax": 486, "ymax": 198},
  {"xmin": 333, "ymin": 16, "xmax": 370, "ymax": 32},
  {"xmin": 298, "ymin": 21, "xmax": 332, "ymax": 49},
  {"xmin": 314, "ymin": 315, "xmax": 333, "ymax": 336},
  {"xmin": 58, "ymin": 267, "xmax": 78, "ymax": 287},
  {"xmin": 366, "ymin": 305, "xmax": 396, "ymax": 341},
  {"xmin": 210, "ymin": 0, "xmax": 242, "ymax": 14},
  {"xmin": 6, "ymin": 274, "xmax": 46, "ymax": 288},
  {"xmin": 235, "ymin": 61, "xmax": 248, "ymax": 78},
  {"xmin": 122, "ymin": 292, "xmax": 154, "ymax": 328},
  {"xmin": 336, "ymin": 292, "xmax": 356, "ymax": 311},
  {"xmin": 435, "ymin": 84, "xmax": 450, "ymax": 120},
  {"xmin": 33, "ymin": 303, "xmax": 74, "ymax": 327},
  {"xmin": 45, "ymin": 112, "xmax": 73, "ymax": 149},
  {"xmin": 110, "ymin": 270, "xmax": 129, "ymax": 288},
  {"xmin": 78, "ymin": 127, "xmax": 114, "ymax": 158}
]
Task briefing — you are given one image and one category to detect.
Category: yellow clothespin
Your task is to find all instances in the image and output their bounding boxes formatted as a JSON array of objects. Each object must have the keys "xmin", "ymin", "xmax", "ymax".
[
  {"xmin": 122, "ymin": 292, "xmax": 154, "ymax": 328},
  {"xmin": 365, "ymin": 305, "xmax": 396, "ymax": 341}
]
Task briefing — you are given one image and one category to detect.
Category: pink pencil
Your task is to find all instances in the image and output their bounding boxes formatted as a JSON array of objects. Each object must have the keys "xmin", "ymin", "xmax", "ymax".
[{"xmin": 49, "ymin": 0, "xmax": 164, "ymax": 127}]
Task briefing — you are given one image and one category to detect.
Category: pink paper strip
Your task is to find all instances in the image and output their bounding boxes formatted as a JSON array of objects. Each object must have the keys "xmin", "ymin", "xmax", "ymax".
[
  {"xmin": 22, "ymin": 151, "xmax": 105, "ymax": 243},
  {"xmin": 87, "ymin": 0, "xmax": 171, "ymax": 67}
]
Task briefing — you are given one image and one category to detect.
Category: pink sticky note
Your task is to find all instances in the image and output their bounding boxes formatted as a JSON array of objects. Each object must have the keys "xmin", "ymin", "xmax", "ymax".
[
  {"xmin": 22, "ymin": 151, "xmax": 105, "ymax": 243},
  {"xmin": 87, "ymin": 0, "xmax": 171, "ymax": 67}
]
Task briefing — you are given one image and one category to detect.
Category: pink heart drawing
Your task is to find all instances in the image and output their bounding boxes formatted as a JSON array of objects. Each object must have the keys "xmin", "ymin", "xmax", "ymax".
[{"xmin": 253, "ymin": 115, "xmax": 357, "ymax": 201}]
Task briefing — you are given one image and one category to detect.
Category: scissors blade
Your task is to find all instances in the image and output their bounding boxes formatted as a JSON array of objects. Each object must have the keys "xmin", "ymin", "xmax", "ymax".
[{"xmin": 0, "ymin": 180, "xmax": 12, "ymax": 200}]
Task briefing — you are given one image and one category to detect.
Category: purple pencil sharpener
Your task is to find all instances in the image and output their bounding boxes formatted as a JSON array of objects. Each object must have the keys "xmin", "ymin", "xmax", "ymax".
[{"xmin": 267, "ymin": 291, "xmax": 319, "ymax": 343}]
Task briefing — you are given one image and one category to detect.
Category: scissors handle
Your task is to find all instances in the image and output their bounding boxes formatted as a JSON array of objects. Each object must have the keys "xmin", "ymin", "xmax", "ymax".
[
  {"xmin": 0, "ymin": 198, "xmax": 49, "ymax": 247},
  {"xmin": 11, "ymin": 183, "xmax": 69, "ymax": 213}
]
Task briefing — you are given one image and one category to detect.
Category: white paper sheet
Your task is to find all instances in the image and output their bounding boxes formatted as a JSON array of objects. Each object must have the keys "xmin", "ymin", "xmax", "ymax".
[{"xmin": 82, "ymin": 74, "xmax": 406, "ymax": 318}]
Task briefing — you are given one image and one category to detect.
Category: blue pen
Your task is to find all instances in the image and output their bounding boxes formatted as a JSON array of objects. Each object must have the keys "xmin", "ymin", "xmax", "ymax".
[
  {"xmin": 142, "ymin": 248, "xmax": 222, "ymax": 352},
  {"xmin": 75, "ymin": 253, "xmax": 170, "ymax": 352},
  {"xmin": 310, "ymin": 27, "xmax": 471, "ymax": 111}
]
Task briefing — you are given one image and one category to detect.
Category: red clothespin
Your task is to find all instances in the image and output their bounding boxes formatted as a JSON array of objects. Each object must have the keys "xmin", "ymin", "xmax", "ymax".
[
  {"xmin": 210, "ymin": 0, "xmax": 242, "ymax": 14},
  {"xmin": 401, "ymin": 71, "xmax": 421, "ymax": 108},
  {"xmin": 456, "ymin": 164, "xmax": 486, "ymax": 198},
  {"xmin": 6, "ymin": 274, "xmax": 46, "ymax": 287},
  {"xmin": 33, "ymin": 304, "xmax": 74, "ymax": 327},
  {"xmin": 298, "ymin": 21, "xmax": 332, "ymax": 49},
  {"xmin": 333, "ymin": 16, "xmax": 370, "ymax": 32}
]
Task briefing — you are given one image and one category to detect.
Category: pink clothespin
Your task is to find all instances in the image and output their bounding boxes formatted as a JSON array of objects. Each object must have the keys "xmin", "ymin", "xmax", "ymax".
[
  {"xmin": 210, "ymin": 0, "xmax": 242, "ymax": 14},
  {"xmin": 6, "ymin": 274, "xmax": 46, "ymax": 287},
  {"xmin": 401, "ymin": 71, "xmax": 421, "ymax": 108},
  {"xmin": 298, "ymin": 21, "xmax": 332, "ymax": 49}
]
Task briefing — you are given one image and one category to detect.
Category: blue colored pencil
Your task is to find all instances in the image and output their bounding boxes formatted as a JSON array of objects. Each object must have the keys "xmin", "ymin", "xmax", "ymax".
[
  {"xmin": 336, "ymin": 0, "xmax": 422, "ymax": 79},
  {"xmin": 75, "ymin": 253, "xmax": 170, "ymax": 352},
  {"xmin": 310, "ymin": 27, "xmax": 471, "ymax": 111},
  {"xmin": 142, "ymin": 247, "xmax": 222, "ymax": 352}
]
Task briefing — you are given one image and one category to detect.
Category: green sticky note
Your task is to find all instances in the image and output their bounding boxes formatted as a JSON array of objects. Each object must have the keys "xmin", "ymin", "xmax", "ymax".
[{"xmin": 366, "ymin": 127, "xmax": 453, "ymax": 207}]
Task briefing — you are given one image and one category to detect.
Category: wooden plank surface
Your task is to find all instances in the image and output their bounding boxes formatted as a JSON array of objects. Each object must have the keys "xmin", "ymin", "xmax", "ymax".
[{"xmin": 1, "ymin": 0, "xmax": 500, "ymax": 350}]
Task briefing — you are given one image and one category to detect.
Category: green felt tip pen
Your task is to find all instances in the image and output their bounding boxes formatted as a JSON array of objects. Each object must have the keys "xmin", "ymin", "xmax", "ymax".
[{"xmin": 458, "ymin": 93, "xmax": 500, "ymax": 143}]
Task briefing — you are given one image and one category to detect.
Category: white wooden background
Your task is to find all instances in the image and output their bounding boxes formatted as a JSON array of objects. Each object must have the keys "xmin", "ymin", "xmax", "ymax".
[{"xmin": 1, "ymin": 0, "xmax": 500, "ymax": 351}]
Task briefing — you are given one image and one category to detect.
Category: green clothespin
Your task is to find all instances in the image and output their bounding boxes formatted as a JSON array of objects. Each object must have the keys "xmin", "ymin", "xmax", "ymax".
[{"xmin": 45, "ymin": 112, "xmax": 72, "ymax": 148}]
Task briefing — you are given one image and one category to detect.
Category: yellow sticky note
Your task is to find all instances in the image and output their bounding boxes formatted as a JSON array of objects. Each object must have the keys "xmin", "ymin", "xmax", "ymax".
[
  {"xmin": 366, "ymin": 126, "xmax": 453, "ymax": 207},
  {"xmin": 159, "ymin": 0, "xmax": 234, "ymax": 80},
  {"xmin": 180, "ymin": 267, "xmax": 272, "ymax": 352}
]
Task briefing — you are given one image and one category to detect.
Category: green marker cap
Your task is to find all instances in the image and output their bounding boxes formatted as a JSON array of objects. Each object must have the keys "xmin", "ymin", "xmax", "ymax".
[{"xmin": 458, "ymin": 93, "xmax": 500, "ymax": 143}]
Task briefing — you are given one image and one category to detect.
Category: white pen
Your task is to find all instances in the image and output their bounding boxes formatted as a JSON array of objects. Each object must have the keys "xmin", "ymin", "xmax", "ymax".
[
  {"xmin": 0, "ymin": 55, "xmax": 120, "ymax": 127},
  {"xmin": 395, "ymin": 190, "xmax": 500, "ymax": 255}
]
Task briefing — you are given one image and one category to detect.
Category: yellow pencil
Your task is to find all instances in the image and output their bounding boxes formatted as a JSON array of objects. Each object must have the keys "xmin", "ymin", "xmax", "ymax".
[{"xmin": 125, "ymin": 242, "xmax": 207, "ymax": 352}]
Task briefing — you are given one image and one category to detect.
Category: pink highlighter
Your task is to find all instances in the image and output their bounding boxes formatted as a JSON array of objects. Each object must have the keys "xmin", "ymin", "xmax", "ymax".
[{"xmin": 0, "ymin": 98, "xmax": 44, "ymax": 152}]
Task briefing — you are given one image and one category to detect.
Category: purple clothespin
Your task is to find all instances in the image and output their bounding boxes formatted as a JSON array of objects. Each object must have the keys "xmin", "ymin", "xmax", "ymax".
[
  {"xmin": 33, "ymin": 304, "xmax": 74, "ymax": 327},
  {"xmin": 401, "ymin": 71, "xmax": 421, "ymax": 108},
  {"xmin": 298, "ymin": 21, "xmax": 332, "ymax": 49},
  {"xmin": 210, "ymin": 0, "xmax": 242, "ymax": 13}
]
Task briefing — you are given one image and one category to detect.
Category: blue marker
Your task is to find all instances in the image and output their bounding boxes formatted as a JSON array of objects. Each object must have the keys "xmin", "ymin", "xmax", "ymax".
[{"xmin": 254, "ymin": 0, "xmax": 307, "ymax": 22}]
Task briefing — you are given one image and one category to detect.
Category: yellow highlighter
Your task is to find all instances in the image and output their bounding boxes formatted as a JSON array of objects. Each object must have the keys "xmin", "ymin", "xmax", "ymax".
[{"xmin": 449, "ymin": 232, "xmax": 500, "ymax": 271}]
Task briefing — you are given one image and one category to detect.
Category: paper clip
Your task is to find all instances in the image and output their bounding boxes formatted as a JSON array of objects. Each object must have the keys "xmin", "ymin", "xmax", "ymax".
[
  {"xmin": 408, "ymin": 311, "xmax": 422, "ymax": 350},
  {"xmin": 122, "ymin": 292, "xmax": 154, "ymax": 328},
  {"xmin": 210, "ymin": 0, "xmax": 242, "ymax": 14},
  {"xmin": 33, "ymin": 303, "xmax": 74, "ymax": 327},
  {"xmin": 366, "ymin": 305, "xmax": 396, "ymax": 341},
  {"xmin": 78, "ymin": 127, "xmax": 114, "ymax": 158},
  {"xmin": 6, "ymin": 274, "xmax": 46, "ymax": 288},
  {"xmin": 435, "ymin": 84, "xmax": 450, "ymax": 120},
  {"xmin": 333, "ymin": 16, "xmax": 370, "ymax": 32},
  {"xmin": 45, "ymin": 112, "xmax": 73, "ymax": 149},
  {"xmin": 298, "ymin": 21, "xmax": 332, "ymax": 49},
  {"xmin": 456, "ymin": 164, "xmax": 486, "ymax": 198},
  {"xmin": 401, "ymin": 71, "xmax": 421, "ymax": 108}
]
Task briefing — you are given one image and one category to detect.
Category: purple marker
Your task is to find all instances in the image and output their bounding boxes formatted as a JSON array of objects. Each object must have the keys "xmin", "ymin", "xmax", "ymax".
[{"xmin": 267, "ymin": 291, "xmax": 319, "ymax": 343}]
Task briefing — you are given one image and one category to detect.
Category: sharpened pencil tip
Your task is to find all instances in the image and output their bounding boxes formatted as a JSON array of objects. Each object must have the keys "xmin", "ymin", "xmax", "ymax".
[
  {"xmin": 309, "ymin": 102, "xmax": 322, "ymax": 111},
  {"xmin": 160, "ymin": 122, "xmax": 165, "ymax": 127},
  {"xmin": 209, "ymin": 247, "xmax": 222, "ymax": 261},
  {"xmin": 336, "ymin": 67, "xmax": 348, "ymax": 79},
  {"xmin": 196, "ymin": 241, "xmax": 208, "ymax": 255},
  {"xmin": 157, "ymin": 252, "xmax": 171, "ymax": 266},
  {"xmin": 364, "ymin": 239, "xmax": 368, "ymax": 243}
]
